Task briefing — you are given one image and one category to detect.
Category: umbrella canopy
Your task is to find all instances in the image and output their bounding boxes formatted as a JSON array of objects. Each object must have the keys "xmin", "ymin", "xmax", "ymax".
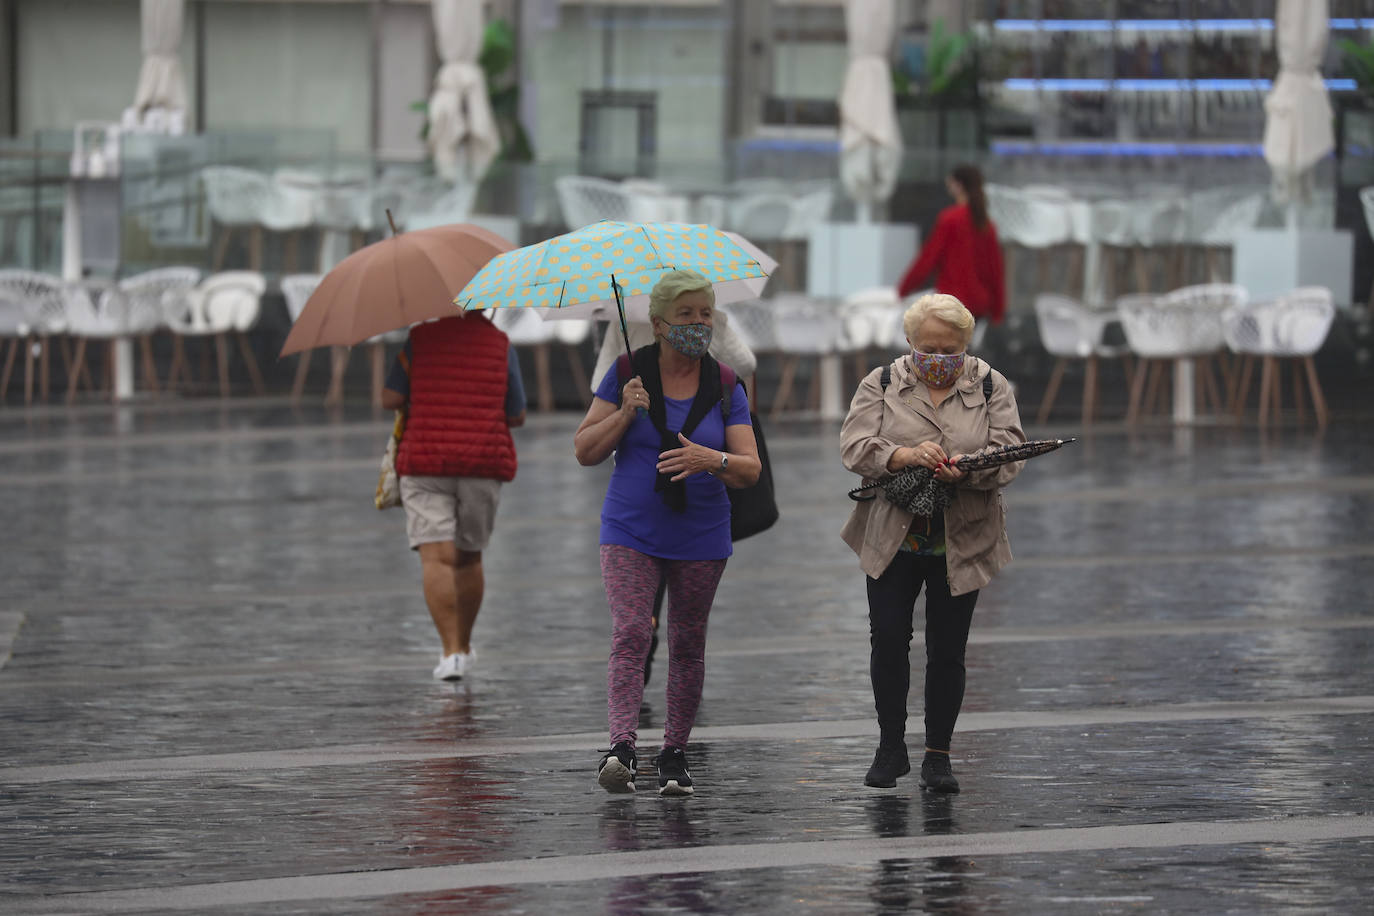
[
  {"xmin": 839, "ymin": 0, "xmax": 903, "ymax": 219},
  {"xmin": 428, "ymin": 0, "xmax": 501, "ymax": 183},
  {"xmin": 952, "ymin": 438, "xmax": 1076, "ymax": 472},
  {"xmin": 133, "ymin": 0, "xmax": 187, "ymax": 117},
  {"xmin": 1262, "ymin": 0, "xmax": 1334, "ymax": 207},
  {"xmin": 453, "ymin": 221, "xmax": 772, "ymax": 322},
  {"xmin": 278, "ymin": 223, "xmax": 514, "ymax": 357}
]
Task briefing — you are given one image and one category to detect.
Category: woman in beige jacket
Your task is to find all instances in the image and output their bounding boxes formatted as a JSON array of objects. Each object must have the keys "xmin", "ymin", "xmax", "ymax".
[{"xmin": 840, "ymin": 293, "xmax": 1025, "ymax": 794}]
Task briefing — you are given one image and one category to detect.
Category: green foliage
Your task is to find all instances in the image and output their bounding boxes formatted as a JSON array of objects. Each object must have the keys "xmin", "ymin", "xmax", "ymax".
[
  {"xmin": 900, "ymin": 19, "xmax": 978, "ymax": 106},
  {"xmin": 1339, "ymin": 36, "xmax": 1374, "ymax": 105}
]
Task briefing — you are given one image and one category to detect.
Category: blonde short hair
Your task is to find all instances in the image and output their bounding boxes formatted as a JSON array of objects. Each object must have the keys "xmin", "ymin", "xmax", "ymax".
[
  {"xmin": 648, "ymin": 269, "xmax": 715, "ymax": 321},
  {"xmin": 902, "ymin": 293, "xmax": 976, "ymax": 347}
]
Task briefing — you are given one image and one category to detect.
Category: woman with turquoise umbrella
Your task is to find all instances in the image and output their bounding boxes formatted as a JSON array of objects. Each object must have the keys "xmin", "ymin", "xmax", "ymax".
[{"xmin": 573, "ymin": 268, "xmax": 761, "ymax": 797}]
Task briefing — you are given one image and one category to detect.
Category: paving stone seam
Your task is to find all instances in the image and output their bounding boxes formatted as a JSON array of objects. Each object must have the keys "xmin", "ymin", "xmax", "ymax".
[
  {"xmin": 6, "ymin": 814, "xmax": 1372, "ymax": 914},
  {"xmin": 4, "ymin": 696, "xmax": 1370, "ymax": 785},
  {"xmin": 8, "ymin": 541, "xmax": 1373, "ymax": 616},
  {"xmin": 1, "ymin": 614, "xmax": 1369, "ymax": 689}
]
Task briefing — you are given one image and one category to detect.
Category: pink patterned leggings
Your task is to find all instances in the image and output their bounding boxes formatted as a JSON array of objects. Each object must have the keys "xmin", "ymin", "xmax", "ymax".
[{"xmin": 600, "ymin": 544, "xmax": 727, "ymax": 751}]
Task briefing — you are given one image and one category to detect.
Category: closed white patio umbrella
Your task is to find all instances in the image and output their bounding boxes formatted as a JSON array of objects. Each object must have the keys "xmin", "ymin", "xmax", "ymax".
[
  {"xmin": 427, "ymin": 0, "xmax": 501, "ymax": 183},
  {"xmin": 132, "ymin": 0, "xmax": 186, "ymax": 119},
  {"xmin": 1262, "ymin": 0, "xmax": 1334, "ymax": 217},
  {"xmin": 839, "ymin": 0, "xmax": 903, "ymax": 223}
]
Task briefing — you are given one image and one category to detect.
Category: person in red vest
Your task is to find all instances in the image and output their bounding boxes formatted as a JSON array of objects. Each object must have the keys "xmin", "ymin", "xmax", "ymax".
[
  {"xmin": 382, "ymin": 313, "xmax": 526, "ymax": 681},
  {"xmin": 896, "ymin": 164, "xmax": 1006, "ymax": 327}
]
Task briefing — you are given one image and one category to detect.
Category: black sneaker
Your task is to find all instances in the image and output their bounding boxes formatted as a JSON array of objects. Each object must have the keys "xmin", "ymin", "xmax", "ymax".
[
  {"xmin": 864, "ymin": 743, "xmax": 911, "ymax": 788},
  {"xmin": 597, "ymin": 742, "xmax": 637, "ymax": 794},
  {"xmin": 918, "ymin": 751, "xmax": 960, "ymax": 794},
  {"xmin": 654, "ymin": 746, "xmax": 694, "ymax": 796}
]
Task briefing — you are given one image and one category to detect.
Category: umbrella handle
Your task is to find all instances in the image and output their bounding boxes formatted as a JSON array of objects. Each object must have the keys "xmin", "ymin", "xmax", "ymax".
[{"xmin": 612, "ymin": 273, "xmax": 646, "ymax": 419}]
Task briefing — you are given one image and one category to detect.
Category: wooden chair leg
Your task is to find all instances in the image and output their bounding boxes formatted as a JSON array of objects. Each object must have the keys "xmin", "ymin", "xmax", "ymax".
[
  {"xmin": 235, "ymin": 332, "xmax": 266, "ymax": 395},
  {"xmin": 167, "ymin": 336, "xmax": 190, "ymax": 390},
  {"xmin": 1142, "ymin": 360, "xmax": 1165, "ymax": 417},
  {"xmin": 24, "ymin": 336, "xmax": 35, "ymax": 406},
  {"xmin": 1257, "ymin": 355, "xmax": 1276, "ymax": 427},
  {"xmin": 291, "ymin": 349, "xmax": 314, "ymax": 402},
  {"xmin": 1290, "ymin": 358, "xmax": 1306, "ymax": 425},
  {"xmin": 1126, "ymin": 357, "xmax": 1150, "ymax": 425},
  {"xmin": 212, "ymin": 225, "xmax": 233, "ymax": 271},
  {"xmin": 1081, "ymin": 355, "xmax": 1099, "ymax": 427},
  {"xmin": 1230, "ymin": 355, "xmax": 1255, "ymax": 417},
  {"xmin": 65, "ymin": 337, "xmax": 88, "ymax": 406},
  {"xmin": 805, "ymin": 358, "xmax": 821, "ymax": 412},
  {"xmin": 108, "ymin": 339, "xmax": 120, "ymax": 404},
  {"xmin": 138, "ymin": 335, "xmax": 160, "ymax": 393},
  {"xmin": 1303, "ymin": 356, "xmax": 1329, "ymax": 428},
  {"xmin": 1197, "ymin": 357, "xmax": 1223, "ymax": 414},
  {"xmin": 533, "ymin": 343, "xmax": 554, "ymax": 412},
  {"xmin": 0, "ymin": 337, "xmax": 17, "ymax": 402},
  {"xmin": 772, "ymin": 354, "xmax": 799, "ymax": 420},
  {"xmin": 214, "ymin": 334, "xmax": 231, "ymax": 397},
  {"xmin": 325, "ymin": 346, "xmax": 348, "ymax": 406},
  {"xmin": 1036, "ymin": 358, "xmax": 1066, "ymax": 425},
  {"xmin": 564, "ymin": 344, "xmax": 591, "ymax": 407}
]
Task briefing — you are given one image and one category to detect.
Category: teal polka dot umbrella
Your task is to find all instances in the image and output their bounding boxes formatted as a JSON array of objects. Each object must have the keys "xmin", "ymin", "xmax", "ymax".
[{"xmin": 452, "ymin": 221, "xmax": 772, "ymax": 321}]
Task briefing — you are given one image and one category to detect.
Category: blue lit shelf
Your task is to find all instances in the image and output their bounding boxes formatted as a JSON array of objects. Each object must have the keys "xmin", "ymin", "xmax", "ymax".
[
  {"xmin": 990, "ymin": 139, "xmax": 1264, "ymax": 157},
  {"xmin": 1000, "ymin": 78, "xmax": 1357, "ymax": 92},
  {"xmin": 993, "ymin": 19, "xmax": 1374, "ymax": 33}
]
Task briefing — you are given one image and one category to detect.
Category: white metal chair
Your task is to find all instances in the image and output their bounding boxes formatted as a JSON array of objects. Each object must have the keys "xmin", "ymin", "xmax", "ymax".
[
  {"xmin": 987, "ymin": 183, "xmax": 1076, "ymax": 306},
  {"xmin": 554, "ymin": 176, "xmax": 633, "ymax": 230},
  {"xmin": 402, "ymin": 180, "xmax": 479, "ymax": 231},
  {"xmin": 1223, "ymin": 286, "xmax": 1334, "ymax": 427},
  {"xmin": 492, "ymin": 308, "xmax": 559, "ymax": 412},
  {"xmin": 1187, "ymin": 189, "xmax": 1264, "ymax": 283},
  {"xmin": 730, "ymin": 193, "xmax": 793, "ymax": 240},
  {"xmin": 201, "ymin": 166, "xmax": 314, "ymax": 271},
  {"xmin": 0, "ymin": 270, "xmax": 78, "ymax": 405},
  {"xmin": 1033, "ymin": 293, "xmax": 1133, "ymax": 426},
  {"xmin": 165, "ymin": 270, "xmax": 267, "ymax": 397}
]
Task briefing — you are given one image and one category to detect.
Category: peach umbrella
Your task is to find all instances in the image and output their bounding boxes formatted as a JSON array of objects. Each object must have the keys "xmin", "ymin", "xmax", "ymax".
[{"xmin": 279, "ymin": 221, "xmax": 515, "ymax": 357}]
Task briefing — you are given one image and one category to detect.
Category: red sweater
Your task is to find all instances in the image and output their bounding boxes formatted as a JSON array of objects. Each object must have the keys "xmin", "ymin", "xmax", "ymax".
[
  {"xmin": 896, "ymin": 203, "xmax": 1006, "ymax": 325},
  {"xmin": 396, "ymin": 315, "xmax": 517, "ymax": 481}
]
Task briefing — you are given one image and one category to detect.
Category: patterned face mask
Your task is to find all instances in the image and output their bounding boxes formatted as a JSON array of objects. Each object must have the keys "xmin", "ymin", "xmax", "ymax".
[
  {"xmin": 661, "ymin": 321, "xmax": 712, "ymax": 359},
  {"xmin": 911, "ymin": 349, "xmax": 966, "ymax": 388}
]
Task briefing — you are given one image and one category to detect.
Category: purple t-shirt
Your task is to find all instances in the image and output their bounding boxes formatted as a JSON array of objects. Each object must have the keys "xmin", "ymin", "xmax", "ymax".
[{"xmin": 594, "ymin": 365, "xmax": 751, "ymax": 560}]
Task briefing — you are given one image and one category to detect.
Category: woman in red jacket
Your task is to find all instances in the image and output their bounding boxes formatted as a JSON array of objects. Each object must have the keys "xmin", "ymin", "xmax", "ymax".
[{"xmin": 896, "ymin": 164, "xmax": 1006, "ymax": 326}]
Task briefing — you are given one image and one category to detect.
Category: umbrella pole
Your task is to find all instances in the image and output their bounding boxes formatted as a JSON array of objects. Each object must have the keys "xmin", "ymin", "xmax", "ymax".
[{"xmin": 612, "ymin": 274, "xmax": 634, "ymax": 360}]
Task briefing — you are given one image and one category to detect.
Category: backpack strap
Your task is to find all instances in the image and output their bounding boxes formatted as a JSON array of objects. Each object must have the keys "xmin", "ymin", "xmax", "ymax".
[
  {"xmin": 718, "ymin": 363, "xmax": 736, "ymax": 419},
  {"xmin": 880, "ymin": 364, "xmax": 891, "ymax": 390},
  {"xmin": 983, "ymin": 371, "xmax": 994, "ymax": 401}
]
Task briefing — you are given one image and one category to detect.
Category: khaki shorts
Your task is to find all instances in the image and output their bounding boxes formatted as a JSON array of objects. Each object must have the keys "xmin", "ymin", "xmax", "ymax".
[{"xmin": 400, "ymin": 475, "xmax": 502, "ymax": 551}]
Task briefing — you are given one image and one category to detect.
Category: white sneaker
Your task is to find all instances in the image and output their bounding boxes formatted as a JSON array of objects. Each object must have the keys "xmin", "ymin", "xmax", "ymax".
[
  {"xmin": 452, "ymin": 648, "xmax": 475, "ymax": 679},
  {"xmin": 432, "ymin": 654, "xmax": 460, "ymax": 681}
]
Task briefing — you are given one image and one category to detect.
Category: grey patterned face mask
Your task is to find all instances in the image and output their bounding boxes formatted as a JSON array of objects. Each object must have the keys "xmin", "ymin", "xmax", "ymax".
[{"xmin": 661, "ymin": 322, "xmax": 712, "ymax": 359}]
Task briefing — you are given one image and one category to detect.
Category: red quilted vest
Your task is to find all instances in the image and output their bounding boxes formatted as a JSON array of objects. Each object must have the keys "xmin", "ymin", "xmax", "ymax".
[{"xmin": 396, "ymin": 315, "xmax": 517, "ymax": 481}]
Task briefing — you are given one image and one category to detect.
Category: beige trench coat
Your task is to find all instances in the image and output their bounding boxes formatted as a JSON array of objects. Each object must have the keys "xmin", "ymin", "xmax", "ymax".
[{"xmin": 840, "ymin": 354, "xmax": 1025, "ymax": 595}]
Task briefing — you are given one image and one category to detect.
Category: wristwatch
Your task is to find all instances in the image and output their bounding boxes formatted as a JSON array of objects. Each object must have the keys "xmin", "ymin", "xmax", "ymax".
[{"xmin": 710, "ymin": 452, "xmax": 728, "ymax": 475}]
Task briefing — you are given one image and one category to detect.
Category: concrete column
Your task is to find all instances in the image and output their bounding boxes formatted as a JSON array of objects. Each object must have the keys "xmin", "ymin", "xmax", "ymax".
[
  {"xmin": 373, "ymin": 1, "xmax": 433, "ymax": 161},
  {"xmin": 723, "ymin": 0, "xmax": 774, "ymax": 162}
]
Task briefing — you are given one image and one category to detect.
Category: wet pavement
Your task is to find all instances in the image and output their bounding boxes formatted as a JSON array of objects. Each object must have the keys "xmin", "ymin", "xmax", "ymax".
[{"xmin": 1, "ymin": 396, "xmax": 1372, "ymax": 914}]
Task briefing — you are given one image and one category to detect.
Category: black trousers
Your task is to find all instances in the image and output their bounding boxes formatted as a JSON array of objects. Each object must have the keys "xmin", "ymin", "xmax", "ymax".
[{"xmin": 866, "ymin": 551, "xmax": 978, "ymax": 751}]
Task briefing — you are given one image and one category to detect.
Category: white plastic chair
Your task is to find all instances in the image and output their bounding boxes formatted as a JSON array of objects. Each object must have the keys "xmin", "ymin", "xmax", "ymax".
[
  {"xmin": 1033, "ymin": 293, "xmax": 1133, "ymax": 426},
  {"xmin": 166, "ymin": 270, "xmax": 267, "ymax": 397},
  {"xmin": 281, "ymin": 273, "xmax": 323, "ymax": 402},
  {"xmin": 988, "ymin": 184, "xmax": 1076, "ymax": 307},
  {"xmin": 769, "ymin": 293, "xmax": 841, "ymax": 418},
  {"xmin": 0, "ymin": 270, "xmax": 79, "ymax": 405},
  {"xmin": 782, "ymin": 187, "xmax": 835, "ymax": 240},
  {"xmin": 555, "ymin": 176, "xmax": 633, "ymax": 230},
  {"xmin": 403, "ymin": 180, "xmax": 479, "ymax": 231},
  {"xmin": 201, "ymin": 166, "xmax": 314, "ymax": 271},
  {"xmin": 1223, "ymin": 286, "xmax": 1334, "ymax": 427},
  {"xmin": 492, "ymin": 308, "xmax": 559, "ymax": 412},
  {"xmin": 1118, "ymin": 284, "xmax": 1242, "ymax": 423},
  {"xmin": 621, "ymin": 180, "xmax": 691, "ymax": 224},
  {"xmin": 1188, "ymin": 189, "xmax": 1264, "ymax": 283}
]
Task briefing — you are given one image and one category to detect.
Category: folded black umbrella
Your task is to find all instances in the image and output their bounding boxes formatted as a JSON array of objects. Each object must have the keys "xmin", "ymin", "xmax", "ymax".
[{"xmin": 848, "ymin": 438, "xmax": 1076, "ymax": 517}]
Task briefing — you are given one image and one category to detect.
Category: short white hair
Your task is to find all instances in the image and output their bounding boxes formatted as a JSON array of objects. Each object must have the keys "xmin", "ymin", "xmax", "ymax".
[
  {"xmin": 902, "ymin": 292, "xmax": 975, "ymax": 347},
  {"xmin": 648, "ymin": 269, "xmax": 715, "ymax": 321}
]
